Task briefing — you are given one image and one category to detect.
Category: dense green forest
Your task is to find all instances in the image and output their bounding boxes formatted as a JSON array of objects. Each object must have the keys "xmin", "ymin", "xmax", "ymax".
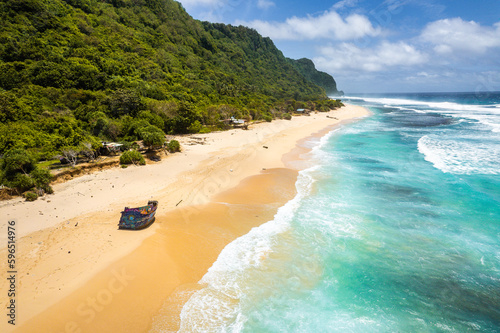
[
  {"xmin": 287, "ymin": 58, "xmax": 341, "ymax": 96},
  {"xmin": 0, "ymin": 0, "xmax": 342, "ymax": 167}
]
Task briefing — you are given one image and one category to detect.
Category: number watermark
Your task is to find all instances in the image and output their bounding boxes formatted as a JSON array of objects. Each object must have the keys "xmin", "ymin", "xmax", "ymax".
[{"xmin": 6, "ymin": 220, "xmax": 16, "ymax": 326}]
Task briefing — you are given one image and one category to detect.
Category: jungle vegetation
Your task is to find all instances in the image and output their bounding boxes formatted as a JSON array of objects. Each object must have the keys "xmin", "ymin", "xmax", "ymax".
[
  {"xmin": 0, "ymin": 0, "xmax": 343, "ymax": 194},
  {"xmin": 287, "ymin": 58, "xmax": 340, "ymax": 96}
]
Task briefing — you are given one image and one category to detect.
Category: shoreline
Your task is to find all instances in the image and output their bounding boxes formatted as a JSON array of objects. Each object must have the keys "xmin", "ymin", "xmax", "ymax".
[{"xmin": 0, "ymin": 105, "xmax": 370, "ymax": 332}]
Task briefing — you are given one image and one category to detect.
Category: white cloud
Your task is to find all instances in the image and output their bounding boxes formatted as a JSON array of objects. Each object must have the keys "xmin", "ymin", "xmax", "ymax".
[
  {"xmin": 382, "ymin": 0, "xmax": 411, "ymax": 12},
  {"xmin": 176, "ymin": 0, "xmax": 230, "ymax": 21},
  {"xmin": 417, "ymin": 71, "xmax": 439, "ymax": 78},
  {"xmin": 237, "ymin": 10, "xmax": 381, "ymax": 41},
  {"xmin": 332, "ymin": 0, "xmax": 358, "ymax": 10},
  {"xmin": 257, "ymin": 0, "xmax": 275, "ymax": 10},
  {"xmin": 314, "ymin": 41, "xmax": 427, "ymax": 73},
  {"xmin": 420, "ymin": 18, "xmax": 500, "ymax": 55}
]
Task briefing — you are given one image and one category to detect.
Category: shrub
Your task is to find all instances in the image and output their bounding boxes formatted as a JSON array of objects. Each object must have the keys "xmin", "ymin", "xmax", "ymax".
[
  {"xmin": 30, "ymin": 168, "xmax": 53, "ymax": 194},
  {"xmin": 139, "ymin": 125, "xmax": 165, "ymax": 149},
  {"xmin": 167, "ymin": 140, "xmax": 180, "ymax": 153},
  {"xmin": 262, "ymin": 114, "xmax": 272, "ymax": 122},
  {"xmin": 43, "ymin": 186, "xmax": 54, "ymax": 194},
  {"xmin": 10, "ymin": 174, "xmax": 35, "ymax": 193},
  {"xmin": 187, "ymin": 120, "xmax": 203, "ymax": 133},
  {"xmin": 31, "ymin": 168, "xmax": 52, "ymax": 189},
  {"xmin": 215, "ymin": 121, "xmax": 230, "ymax": 131},
  {"xmin": 283, "ymin": 113, "xmax": 292, "ymax": 120},
  {"xmin": 0, "ymin": 149, "xmax": 55, "ymax": 195},
  {"xmin": 1, "ymin": 149, "xmax": 36, "ymax": 178},
  {"xmin": 24, "ymin": 191, "xmax": 38, "ymax": 201},
  {"xmin": 118, "ymin": 141, "xmax": 133, "ymax": 152},
  {"xmin": 120, "ymin": 150, "xmax": 145, "ymax": 165}
]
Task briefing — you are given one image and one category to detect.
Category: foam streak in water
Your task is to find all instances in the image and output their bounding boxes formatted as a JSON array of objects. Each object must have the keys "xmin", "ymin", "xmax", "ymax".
[
  {"xmin": 345, "ymin": 95, "xmax": 500, "ymax": 132},
  {"xmin": 418, "ymin": 135, "xmax": 500, "ymax": 174},
  {"xmin": 178, "ymin": 167, "xmax": 318, "ymax": 332}
]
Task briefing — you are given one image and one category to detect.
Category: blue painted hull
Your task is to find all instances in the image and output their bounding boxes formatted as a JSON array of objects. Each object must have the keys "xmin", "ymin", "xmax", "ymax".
[{"xmin": 118, "ymin": 200, "xmax": 158, "ymax": 230}]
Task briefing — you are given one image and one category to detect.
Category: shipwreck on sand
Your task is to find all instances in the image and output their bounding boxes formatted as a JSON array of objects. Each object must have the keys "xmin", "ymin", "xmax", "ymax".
[{"xmin": 118, "ymin": 200, "xmax": 158, "ymax": 230}]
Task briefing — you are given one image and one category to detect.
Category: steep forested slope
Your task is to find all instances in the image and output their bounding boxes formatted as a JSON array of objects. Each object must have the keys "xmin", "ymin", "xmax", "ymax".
[
  {"xmin": 0, "ymin": 0, "xmax": 333, "ymax": 159},
  {"xmin": 287, "ymin": 58, "xmax": 339, "ymax": 96}
]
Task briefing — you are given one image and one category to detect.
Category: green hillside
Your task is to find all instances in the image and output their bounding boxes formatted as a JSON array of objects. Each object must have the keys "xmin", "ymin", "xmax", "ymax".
[
  {"xmin": 0, "ymin": 0, "xmax": 335, "ymax": 160},
  {"xmin": 287, "ymin": 58, "xmax": 340, "ymax": 96}
]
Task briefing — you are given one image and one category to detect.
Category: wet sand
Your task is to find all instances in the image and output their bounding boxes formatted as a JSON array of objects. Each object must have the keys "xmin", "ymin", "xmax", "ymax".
[{"xmin": 0, "ymin": 105, "xmax": 370, "ymax": 332}]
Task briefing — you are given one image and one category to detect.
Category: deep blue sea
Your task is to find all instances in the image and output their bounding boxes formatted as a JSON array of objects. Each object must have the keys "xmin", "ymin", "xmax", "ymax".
[{"xmin": 178, "ymin": 92, "xmax": 500, "ymax": 332}]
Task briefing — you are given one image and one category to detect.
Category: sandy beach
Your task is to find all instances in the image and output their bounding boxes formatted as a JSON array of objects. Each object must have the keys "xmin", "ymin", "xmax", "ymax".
[{"xmin": 0, "ymin": 105, "xmax": 369, "ymax": 332}]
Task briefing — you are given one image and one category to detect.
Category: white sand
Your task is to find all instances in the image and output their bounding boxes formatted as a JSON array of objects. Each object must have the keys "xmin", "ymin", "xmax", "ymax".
[{"xmin": 0, "ymin": 105, "xmax": 370, "ymax": 332}]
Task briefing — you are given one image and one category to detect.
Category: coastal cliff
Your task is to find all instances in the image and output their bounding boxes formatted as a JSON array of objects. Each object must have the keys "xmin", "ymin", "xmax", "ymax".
[{"xmin": 287, "ymin": 57, "xmax": 341, "ymax": 96}]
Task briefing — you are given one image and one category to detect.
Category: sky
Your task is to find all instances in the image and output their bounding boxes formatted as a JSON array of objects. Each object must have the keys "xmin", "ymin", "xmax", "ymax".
[{"xmin": 176, "ymin": 0, "xmax": 500, "ymax": 94}]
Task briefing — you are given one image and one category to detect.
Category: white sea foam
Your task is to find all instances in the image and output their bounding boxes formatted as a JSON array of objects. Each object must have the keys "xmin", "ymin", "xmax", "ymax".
[
  {"xmin": 175, "ymin": 124, "xmax": 346, "ymax": 331},
  {"xmin": 418, "ymin": 135, "xmax": 500, "ymax": 175},
  {"xmin": 178, "ymin": 164, "xmax": 319, "ymax": 332},
  {"xmin": 316, "ymin": 126, "xmax": 339, "ymax": 148},
  {"xmin": 350, "ymin": 96, "xmax": 500, "ymax": 113},
  {"xmin": 347, "ymin": 96, "xmax": 500, "ymax": 133}
]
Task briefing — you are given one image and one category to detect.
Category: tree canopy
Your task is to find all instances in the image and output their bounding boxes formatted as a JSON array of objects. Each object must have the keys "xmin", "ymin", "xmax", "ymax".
[
  {"xmin": 287, "ymin": 58, "xmax": 340, "ymax": 96},
  {"xmin": 0, "ymin": 149, "xmax": 53, "ymax": 194},
  {"xmin": 0, "ymin": 0, "xmax": 340, "ymax": 161}
]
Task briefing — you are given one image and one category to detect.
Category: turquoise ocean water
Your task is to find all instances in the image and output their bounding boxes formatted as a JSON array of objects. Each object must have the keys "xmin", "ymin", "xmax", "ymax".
[{"xmin": 178, "ymin": 92, "xmax": 500, "ymax": 332}]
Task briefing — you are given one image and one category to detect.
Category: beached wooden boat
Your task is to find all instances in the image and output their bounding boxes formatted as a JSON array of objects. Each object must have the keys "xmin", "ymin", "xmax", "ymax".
[{"xmin": 118, "ymin": 200, "xmax": 158, "ymax": 230}]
